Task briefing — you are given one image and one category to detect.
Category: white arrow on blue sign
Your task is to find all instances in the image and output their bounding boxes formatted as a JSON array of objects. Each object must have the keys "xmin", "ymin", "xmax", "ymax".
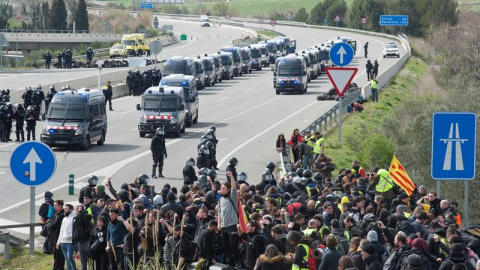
[
  {"xmin": 431, "ymin": 112, "xmax": 477, "ymax": 180},
  {"xmin": 10, "ymin": 142, "xmax": 57, "ymax": 186},
  {"xmin": 329, "ymin": 42, "xmax": 354, "ymax": 67}
]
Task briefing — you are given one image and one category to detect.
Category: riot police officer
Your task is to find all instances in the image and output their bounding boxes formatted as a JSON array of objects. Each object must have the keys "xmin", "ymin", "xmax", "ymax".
[
  {"xmin": 44, "ymin": 51, "xmax": 52, "ymax": 69},
  {"xmin": 44, "ymin": 86, "xmax": 57, "ymax": 116},
  {"xmin": 5, "ymin": 104, "xmax": 13, "ymax": 141},
  {"xmin": 205, "ymin": 141, "xmax": 217, "ymax": 170},
  {"xmin": 79, "ymin": 175, "xmax": 98, "ymax": 204},
  {"xmin": 196, "ymin": 145, "xmax": 210, "ymax": 169},
  {"xmin": 65, "ymin": 49, "xmax": 73, "ymax": 69},
  {"xmin": 33, "ymin": 88, "xmax": 45, "ymax": 120},
  {"xmin": 151, "ymin": 127, "xmax": 167, "ymax": 178},
  {"xmin": 151, "ymin": 69, "xmax": 161, "ymax": 86},
  {"xmin": 86, "ymin": 47, "xmax": 94, "ymax": 62},
  {"xmin": 25, "ymin": 105, "xmax": 37, "ymax": 141},
  {"xmin": 226, "ymin": 157, "xmax": 238, "ymax": 180},
  {"xmin": 0, "ymin": 105, "xmax": 8, "ymax": 142},
  {"xmin": 57, "ymin": 52, "xmax": 62, "ymax": 69},
  {"xmin": 182, "ymin": 157, "xmax": 197, "ymax": 185},
  {"xmin": 22, "ymin": 87, "xmax": 34, "ymax": 108},
  {"xmin": 126, "ymin": 71, "xmax": 135, "ymax": 96},
  {"xmin": 14, "ymin": 104, "xmax": 25, "ymax": 142},
  {"xmin": 142, "ymin": 70, "xmax": 152, "ymax": 90}
]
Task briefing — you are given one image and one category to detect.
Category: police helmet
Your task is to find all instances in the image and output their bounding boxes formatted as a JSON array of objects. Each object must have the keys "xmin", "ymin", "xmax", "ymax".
[
  {"xmin": 156, "ymin": 127, "xmax": 165, "ymax": 135},
  {"xmin": 66, "ymin": 85, "xmax": 71, "ymax": 89},
  {"xmin": 209, "ymin": 125, "xmax": 216, "ymax": 133},
  {"xmin": 266, "ymin": 162, "xmax": 276, "ymax": 171},
  {"xmin": 15, "ymin": 103, "xmax": 24, "ymax": 111},
  {"xmin": 0, "ymin": 105, "xmax": 7, "ymax": 111},
  {"xmin": 50, "ymin": 85, "xmax": 55, "ymax": 91},
  {"xmin": 229, "ymin": 157, "xmax": 238, "ymax": 166},
  {"xmin": 313, "ymin": 172, "xmax": 323, "ymax": 182},
  {"xmin": 37, "ymin": 85, "xmax": 42, "ymax": 90},
  {"xmin": 238, "ymin": 172, "xmax": 248, "ymax": 182},
  {"xmin": 27, "ymin": 105, "xmax": 34, "ymax": 111},
  {"xmin": 198, "ymin": 175, "xmax": 208, "ymax": 187},
  {"xmin": 207, "ymin": 169, "xmax": 217, "ymax": 180},
  {"xmin": 205, "ymin": 131, "xmax": 213, "ymax": 140},
  {"xmin": 326, "ymin": 194, "xmax": 337, "ymax": 202},
  {"xmin": 27, "ymin": 86, "xmax": 33, "ymax": 91},
  {"xmin": 287, "ymin": 172, "xmax": 298, "ymax": 180},
  {"xmin": 138, "ymin": 173, "xmax": 150, "ymax": 185},
  {"xmin": 2, "ymin": 95, "xmax": 8, "ymax": 100},
  {"xmin": 87, "ymin": 175, "xmax": 99, "ymax": 186},
  {"xmin": 262, "ymin": 170, "xmax": 273, "ymax": 182},
  {"xmin": 200, "ymin": 135, "xmax": 207, "ymax": 141},
  {"xmin": 295, "ymin": 168, "xmax": 304, "ymax": 178},
  {"xmin": 186, "ymin": 157, "xmax": 195, "ymax": 167},
  {"xmin": 303, "ymin": 170, "xmax": 313, "ymax": 179},
  {"xmin": 201, "ymin": 139, "xmax": 209, "ymax": 146},
  {"xmin": 198, "ymin": 167, "xmax": 209, "ymax": 176}
]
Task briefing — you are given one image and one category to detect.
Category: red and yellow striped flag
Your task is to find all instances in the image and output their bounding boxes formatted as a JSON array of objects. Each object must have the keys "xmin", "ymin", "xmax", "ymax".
[
  {"xmin": 389, "ymin": 155, "xmax": 415, "ymax": 196},
  {"xmin": 238, "ymin": 197, "xmax": 248, "ymax": 234}
]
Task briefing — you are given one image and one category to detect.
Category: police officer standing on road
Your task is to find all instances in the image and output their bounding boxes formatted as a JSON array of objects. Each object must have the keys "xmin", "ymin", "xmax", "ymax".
[
  {"xmin": 34, "ymin": 87, "xmax": 45, "ymax": 120},
  {"xmin": 134, "ymin": 71, "xmax": 143, "ymax": 96},
  {"xmin": 22, "ymin": 87, "xmax": 34, "ymax": 108},
  {"xmin": 57, "ymin": 52, "xmax": 62, "ymax": 69},
  {"xmin": 44, "ymin": 51, "xmax": 52, "ymax": 69},
  {"xmin": 61, "ymin": 49, "xmax": 67, "ymax": 69},
  {"xmin": 66, "ymin": 49, "xmax": 73, "ymax": 69},
  {"xmin": 14, "ymin": 104, "xmax": 25, "ymax": 142},
  {"xmin": 364, "ymin": 42, "xmax": 369, "ymax": 58},
  {"xmin": 102, "ymin": 81, "xmax": 113, "ymax": 111},
  {"xmin": 44, "ymin": 86, "xmax": 57, "ymax": 117},
  {"xmin": 366, "ymin": 60, "xmax": 373, "ymax": 81},
  {"xmin": 5, "ymin": 104, "xmax": 13, "ymax": 141},
  {"xmin": 25, "ymin": 105, "xmax": 37, "ymax": 141},
  {"xmin": 126, "ymin": 71, "xmax": 135, "ymax": 96},
  {"xmin": 0, "ymin": 105, "xmax": 8, "ymax": 142},
  {"xmin": 86, "ymin": 47, "xmax": 94, "ymax": 62},
  {"xmin": 183, "ymin": 158, "xmax": 198, "ymax": 185},
  {"xmin": 151, "ymin": 127, "xmax": 167, "ymax": 178}
]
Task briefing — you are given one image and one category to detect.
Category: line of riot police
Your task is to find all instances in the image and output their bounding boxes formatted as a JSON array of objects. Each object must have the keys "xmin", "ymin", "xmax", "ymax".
[
  {"xmin": 126, "ymin": 68, "xmax": 162, "ymax": 97},
  {"xmin": 0, "ymin": 94, "xmax": 38, "ymax": 142}
]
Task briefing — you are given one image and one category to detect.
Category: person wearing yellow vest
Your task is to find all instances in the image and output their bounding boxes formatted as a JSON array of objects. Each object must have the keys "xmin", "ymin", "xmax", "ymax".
[
  {"xmin": 371, "ymin": 168, "xmax": 396, "ymax": 209},
  {"xmin": 290, "ymin": 229, "xmax": 315, "ymax": 270},
  {"xmin": 370, "ymin": 77, "xmax": 378, "ymax": 102},
  {"xmin": 312, "ymin": 131, "xmax": 325, "ymax": 162},
  {"xmin": 302, "ymin": 219, "xmax": 320, "ymax": 242},
  {"xmin": 102, "ymin": 81, "xmax": 114, "ymax": 111}
]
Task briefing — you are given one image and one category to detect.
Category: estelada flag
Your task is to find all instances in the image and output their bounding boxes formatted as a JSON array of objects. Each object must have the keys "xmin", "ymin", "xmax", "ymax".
[
  {"xmin": 238, "ymin": 197, "xmax": 248, "ymax": 234},
  {"xmin": 389, "ymin": 155, "xmax": 415, "ymax": 196}
]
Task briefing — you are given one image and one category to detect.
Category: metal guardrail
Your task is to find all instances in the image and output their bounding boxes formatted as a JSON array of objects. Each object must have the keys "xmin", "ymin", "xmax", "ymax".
[
  {"xmin": 0, "ymin": 29, "xmax": 93, "ymax": 34},
  {"xmin": 0, "ymin": 223, "xmax": 41, "ymax": 260}
]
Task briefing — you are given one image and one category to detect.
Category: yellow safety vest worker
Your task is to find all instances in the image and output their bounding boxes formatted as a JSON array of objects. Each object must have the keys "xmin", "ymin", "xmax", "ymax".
[
  {"xmin": 306, "ymin": 135, "xmax": 316, "ymax": 147},
  {"xmin": 344, "ymin": 230, "xmax": 350, "ymax": 241},
  {"xmin": 313, "ymin": 138, "xmax": 325, "ymax": 154},
  {"xmin": 371, "ymin": 79, "xmax": 378, "ymax": 89},
  {"xmin": 306, "ymin": 186, "xmax": 319, "ymax": 198},
  {"xmin": 302, "ymin": 228, "xmax": 316, "ymax": 238},
  {"xmin": 404, "ymin": 212, "xmax": 412, "ymax": 219},
  {"xmin": 375, "ymin": 169, "xmax": 394, "ymax": 193},
  {"xmin": 318, "ymin": 224, "xmax": 331, "ymax": 240},
  {"xmin": 86, "ymin": 205, "xmax": 94, "ymax": 224},
  {"xmin": 292, "ymin": 244, "xmax": 310, "ymax": 270}
]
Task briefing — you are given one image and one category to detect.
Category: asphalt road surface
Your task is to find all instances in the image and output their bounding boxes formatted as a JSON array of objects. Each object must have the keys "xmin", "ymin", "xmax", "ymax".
[{"xmin": 0, "ymin": 20, "xmax": 405, "ymax": 239}]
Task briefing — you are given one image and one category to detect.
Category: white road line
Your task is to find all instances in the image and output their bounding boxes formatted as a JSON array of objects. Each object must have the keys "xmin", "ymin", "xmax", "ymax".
[
  {"xmin": 0, "ymin": 138, "xmax": 184, "ymax": 214},
  {"xmin": 217, "ymin": 100, "xmax": 317, "ymax": 168},
  {"xmin": 217, "ymin": 97, "xmax": 229, "ymax": 102},
  {"xmin": 0, "ymin": 172, "xmax": 5, "ymax": 175},
  {"xmin": 130, "ymin": 127, "xmax": 138, "ymax": 131},
  {"xmin": 121, "ymin": 109, "xmax": 136, "ymax": 114},
  {"xmin": 245, "ymin": 87, "xmax": 254, "ymax": 92},
  {"xmin": 0, "ymin": 143, "xmax": 15, "ymax": 148}
]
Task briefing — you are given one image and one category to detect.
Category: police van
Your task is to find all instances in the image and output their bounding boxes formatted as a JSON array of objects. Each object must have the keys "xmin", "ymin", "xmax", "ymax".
[
  {"xmin": 159, "ymin": 74, "xmax": 199, "ymax": 127},
  {"xmin": 199, "ymin": 54, "xmax": 217, "ymax": 87},
  {"xmin": 248, "ymin": 44, "xmax": 263, "ymax": 71},
  {"xmin": 41, "ymin": 88, "xmax": 107, "ymax": 150},
  {"xmin": 208, "ymin": 52, "xmax": 223, "ymax": 84},
  {"xmin": 219, "ymin": 52, "xmax": 235, "ymax": 80},
  {"xmin": 192, "ymin": 58, "xmax": 206, "ymax": 90},
  {"xmin": 137, "ymin": 86, "xmax": 187, "ymax": 138},
  {"xmin": 240, "ymin": 47, "xmax": 252, "ymax": 74},
  {"xmin": 220, "ymin": 46, "xmax": 242, "ymax": 76},
  {"xmin": 274, "ymin": 55, "xmax": 308, "ymax": 95},
  {"xmin": 299, "ymin": 50, "xmax": 319, "ymax": 80}
]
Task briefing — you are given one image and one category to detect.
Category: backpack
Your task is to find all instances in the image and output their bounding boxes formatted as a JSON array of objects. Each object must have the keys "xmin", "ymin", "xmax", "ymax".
[
  {"xmin": 396, "ymin": 220, "xmax": 414, "ymax": 235},
  {"xmin": 302, "ymin": 244, "xmax": 318, "ymax": 270},
  {"xmin": 333, "ymin": 234, "xmax": 349, "ymax": 255},
  {"xmin": 288, "ymin": 202, "xmax": 302, "ymax": 216}
]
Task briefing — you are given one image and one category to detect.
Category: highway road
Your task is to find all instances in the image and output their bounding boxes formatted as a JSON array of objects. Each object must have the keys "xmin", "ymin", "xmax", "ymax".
[{"xmin": 0, "ymin": 20, "xmax": 405, "ymax": 238}]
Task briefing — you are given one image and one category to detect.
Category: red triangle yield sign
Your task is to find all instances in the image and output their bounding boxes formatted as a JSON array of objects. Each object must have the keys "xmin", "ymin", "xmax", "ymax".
[{"xmin": 325, "ymin": 67, "xmax": 358, "ymax": 97}]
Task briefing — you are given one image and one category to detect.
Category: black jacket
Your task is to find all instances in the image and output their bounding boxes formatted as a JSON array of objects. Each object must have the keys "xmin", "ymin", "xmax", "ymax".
[
  {"xmin": 364, "ymin": 253, "xmax": 382, "ymax": 270},
  {"xmin": 225, "ymin": 164, "xmax": 237, "ymax": 180},
  {"xmin": 161, "ymin": 201, "xmax": 184, "ymax": 217},
  {"xmin": 89, "ymin": 225, "xmax": 108, "ymax": 259},
  {"xmin": 72, "ymin": 210, "xmax": 92, "ymax": 243},
  {"xmin": 198, "ymin": 228, "xmax": 216, "ymax": 260},
  {"xmin": 257, "ymin": 255, "xmax": 288, "ymax": 270},
  {"xmin": 24, "ymin": 111, "xmax": 36, "ymax": 126},
  {"xmin": 183, "ymin": 165, "xmax": 197, "ymax": 183},
  {"xmin": 151, "ymin": 134, "xmax": 166, "ymax": 154},
  {"xmin": 438, "ymin": 251, "xmax": 474, "ymax": 270},
  {"xmin": 46, "ymin": 210, "xmax": 64, "ymax": 249}
]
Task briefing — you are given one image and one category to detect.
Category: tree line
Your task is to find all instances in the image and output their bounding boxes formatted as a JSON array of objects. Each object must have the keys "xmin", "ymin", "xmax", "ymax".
[{"xmin": 0, "ymin": 0, "xmax": 88, "ymax": 31}]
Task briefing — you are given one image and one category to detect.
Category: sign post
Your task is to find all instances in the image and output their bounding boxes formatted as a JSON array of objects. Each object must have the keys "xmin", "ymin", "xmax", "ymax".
[
  {"xmin": 334, "ymin": 15, "xmax": 341, "ymax": 27},
  {"xmin": 149, "ymin": 40, "xmax": 163, "ymax": 65},
  {"xmin": 270, "ymin": 20, "xmax": 277, "ymax": 31},
  {"xmin": 431, "ymin": 112, "xmax": 477, "ymax": 227},
  {"xmin": 361, "ymin": 17, "xmax": 367, "ymax": 30},
  {"xmin": 10, "ymin": 142, "xmax": 57, "ymax": 255},
  {"xmin": 286, "ymin": 11, "xmax": 292, "ymax": 21},
  {"xmin": 326, "ymin": 42, "xmax": 356, "ymax": 143}
]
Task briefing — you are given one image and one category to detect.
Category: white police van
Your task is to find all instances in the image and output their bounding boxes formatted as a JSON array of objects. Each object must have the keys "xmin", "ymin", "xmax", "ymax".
[{"xmin": 160, "ymin": 74, "xmax": 199, "ymax": 127}]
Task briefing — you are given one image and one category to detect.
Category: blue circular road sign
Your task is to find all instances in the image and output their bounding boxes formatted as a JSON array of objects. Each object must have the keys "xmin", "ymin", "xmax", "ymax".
[
  {"xmin": 329, "ymin": 42, "xmax": 354, "ymax": 67},
  {"xmin": 10, "ymin": 142, "xmax": 57, "ymax": 186}
]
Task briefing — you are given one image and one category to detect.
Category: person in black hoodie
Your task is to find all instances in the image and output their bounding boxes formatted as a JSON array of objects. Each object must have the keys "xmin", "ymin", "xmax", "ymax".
[
  {"xmin": 361, "ymin": 244, "xmax": 382, "ymax": 270},
  {"xmin": 257, "ymin": 244, "xmax": 287, "ymax": 270},
  {"xmin": 439, "ymin": 243, "xmax": 475, "ymax": 270},
  {"xmin": 89, "ymin": 216, "xmax": 108, "ymax": 270},
  {"xmin": 198, "ymin": 220, "xmax": 218, "ymax": 265},
  {"xmin": 263, "ymin": 224, "xmax": 288, "ymax": 254},
  {"xmin": 161, "ymin": 192, "xmax": 184, "ymax": 217},
  {"xmin": 194, "ymin": 206, "xmax": 213, "ymax": 244},
  {"xmin": 73, "ymin": 205, "xmax": 92, "ymax": 270},
  {"xmin": 172, "ymin": 224, "xmax": 194, "ymax": 270},
  {"xmin": 47, "ymin": 200, "xmax": 65, "ymax": 270},
  {"xmin": 401, "ymin": 238, "xmax": 432, "ymax": 270}
]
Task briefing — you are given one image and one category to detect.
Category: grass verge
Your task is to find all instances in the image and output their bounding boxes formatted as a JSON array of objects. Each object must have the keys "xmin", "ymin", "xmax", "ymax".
[
  {"xmin": 323, "ymin": 56, "xmax": 428, "ymax": 170},
  {"xmin": 257, "ymin": 30, "xmax": 279, "ymax": 38},
  {"xmin": 0, "ymin": 247, "xmax": 53, "ymax": 270}
]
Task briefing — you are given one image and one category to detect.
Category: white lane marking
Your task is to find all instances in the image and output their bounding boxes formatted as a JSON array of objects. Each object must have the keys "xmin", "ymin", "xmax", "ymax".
[
  {"xmin": 0, "ymin": 172, "xmax": 5, "ymax": 175},
  {"xmin": 245, "ymin": 87, "xmax": 254, "ymax": 92},
  {"xmin": 217, "ymin": 97, "xmax": 229, "ymax": 102},
  {"xmin": 0, "ymin": 143, "xmax": 15, "ymax": 148},
  {"xmin": 121, "ymin": 109, "xmax": 136, "ymax": 114},
  {"xmin": 131, "ymin": 128, "xmax": 138, "ymax": 131},
  {"xmin": 0, "ymin": 138, "xmax": 184, "ymax": 214},
  {"xmin": 217, "ymin": 100, "xmax": 317, "ymax": 168}
]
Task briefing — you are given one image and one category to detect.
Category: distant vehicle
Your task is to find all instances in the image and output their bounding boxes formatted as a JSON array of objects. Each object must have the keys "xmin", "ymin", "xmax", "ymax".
[
  {"xmin": 198, "ymin": 55, "xmax": 216, "ymax": 87},
  {"xmin": 275, "ymin": 55, "xmax": 308, "ymax": 95},
  {"xmin": 240, "ymin": 47, "xmax": 252, "ymax": 74},
  {"xmin": 160, "ymin": 74, "xmax": 199, "ymax": 127},
  {"xmin": 299, "ymin": 50, "xmax": 319, "ymax": 80},
  {"xmin": 193, "ymin": 59, "xmax": 206, "ymax": 90},
  {"xmin": 219, "ymin": 52, "xmax": 235, "ymax": 80},
  {"xmin": 137, "ymin": 86, "xmax": 187, "ymax": 138},
  {"xmin": 121, "ymin": 34, "xmax": 138, "ymax": 56},
  {"xmin": 135, "ymin": 33, "xmax": 150, "ymax": 56},
  {"xmin": 383, "ymin": 42, "xmax": 400, "ymax": 58},
  {"xmin": 200, "ymin": 15, "xmax": 210, "ymax": 27},
  {"xmin": 109, "ymin": 44, "xmax": 127, "ymax": 59},
  {"xmin": 220, "ymin": 46, "xmax": 242, "ymax": 76},
  {"xmin": 41, "ymin": 88, "xmax": 107, "ymax": 150},
  {"xmin": 164, "ymin": 56, "xmax": 204, "ymax": 89},
  {"xmin": 248, "ymin": 45, "xmax": 263, "ymax": 71},
  {"xmin": 208, "ymin": 52, "xmax": 224, "ymax": 84}
]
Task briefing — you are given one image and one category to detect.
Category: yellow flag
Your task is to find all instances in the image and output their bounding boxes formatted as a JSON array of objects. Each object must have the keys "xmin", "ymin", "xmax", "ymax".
[{"xmin": 388, "ymin": 155, "xmax": 415, "ymax": 196}]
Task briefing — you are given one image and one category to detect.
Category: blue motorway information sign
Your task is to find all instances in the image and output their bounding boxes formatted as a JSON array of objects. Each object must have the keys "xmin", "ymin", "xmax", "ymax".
[
  {"xmin": 380, "ymin": 15, "xmax": 409, "ymax": 26},
  {"xmin": 431, "ymin": 112, "xmax": 477, "ymax": 180},
  {"xmin": 10, "ymin": 142, "xmax": 57, "ymax": 186},
  {"xmin": 329, "ymin": 43, "xmax": 354, "ymax": 67},
  {"xmin": 141, "ymin": 3, "xmax": 153, "ymax": 9}
]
